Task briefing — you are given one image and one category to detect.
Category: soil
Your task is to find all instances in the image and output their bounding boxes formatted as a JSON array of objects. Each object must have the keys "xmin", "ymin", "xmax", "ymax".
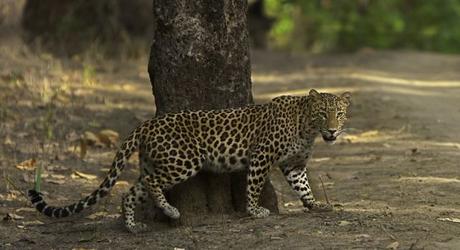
[{"xmin": 1, "ymin": 30, "xmax": 460, "ymax": 249}]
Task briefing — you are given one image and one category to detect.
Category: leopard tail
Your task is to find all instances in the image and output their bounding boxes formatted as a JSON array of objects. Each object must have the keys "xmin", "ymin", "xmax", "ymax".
[{"xmin": 27, "ymin": 127, "xmax": 141, "ymax": 218}]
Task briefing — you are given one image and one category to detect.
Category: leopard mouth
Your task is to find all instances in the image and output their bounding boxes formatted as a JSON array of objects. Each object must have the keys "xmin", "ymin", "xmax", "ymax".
[{"xmin": 322, "ymin": 135, "xmax": 337, "ymax": 144}]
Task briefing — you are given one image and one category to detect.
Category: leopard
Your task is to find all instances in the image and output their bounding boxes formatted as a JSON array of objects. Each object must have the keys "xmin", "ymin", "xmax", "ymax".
[{"xmin": 28, "ymin": 89, "xmax": 351, "ymax": 233}]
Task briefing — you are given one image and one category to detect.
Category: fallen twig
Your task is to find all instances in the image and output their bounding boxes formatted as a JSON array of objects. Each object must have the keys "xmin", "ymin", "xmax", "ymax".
[
  {"xmin": 318, "ymin": 175, "xmax": 330, "ymax": 204},
  {"xmin": 379, "ymin": 225, "xmax": 397, "ymax": 240}
]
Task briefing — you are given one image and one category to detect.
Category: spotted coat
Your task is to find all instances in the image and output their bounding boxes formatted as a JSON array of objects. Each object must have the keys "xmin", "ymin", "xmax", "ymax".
[{"xmin": 28, "ymin": 89, "xmax": 351, "ymax": 233}]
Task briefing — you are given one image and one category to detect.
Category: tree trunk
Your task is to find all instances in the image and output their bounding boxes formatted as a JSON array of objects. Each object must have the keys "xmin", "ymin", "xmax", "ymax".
[{"xmin": 148, "ymin": 0, "xmax": 278, "ymax": 225}]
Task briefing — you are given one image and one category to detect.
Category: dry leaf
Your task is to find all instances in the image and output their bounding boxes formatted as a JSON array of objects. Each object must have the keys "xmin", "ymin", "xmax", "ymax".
[
  {"xmin": 22, "ymin": 220, "xmax": 44, "ymax": 225},
  {"xmin": 72, "ymin": 171, "xmax": 97, "ymax": 180},
  {"xmin": 1, "ymin": 190, "xmax": 23, "ymax": 201},
  {"xmin": 15, "ymin": 207, "xmax": 37, "ymax": 213},
  {"xmin": 47, "ymin": 165, "xmax": 69, "ymax": 171},
  {"xmin": 86, "ymin": 211, "xmax": 121, "ymax": 220},
  {"xmin": 3, "ymin": 213, "xmax": 24, "ymax": 221},
  {"xmin": 4, "ymin": 135, "xmax": 14, "ymax": 146},
  {"xmin": 361, "ymin": 130, "xmax": 379, "ymax": 137},
  {"xmin": 82, "ymin": 131, "xmax": 95, "ymax": 141},
  {"xmin": 56, "ymin": 94, "xmax": 70, "ymax": 104},
  {"xmin": 46, "ymin": 179, "xmax": 66, "ymax": 185},
  {"xmin": 16, "ymin": 159, "xmax": 36, "ymax": 171},
  {"xmin": 386, "ymin": 241, "xmax": 399, "ymax": 249},
  {"xmin": 82, "ymin": 130, "xmax": 119, "ymax": 149},
  {"xmin": 338, "ymin": 220, "xmax": 351, "ymax": 226},
  {"xmin": 355, "ymin": 234, "xmax": 371, "ymax": 239},
  {"xmin": 50, "ymin": 174, "xmax": 66, "ymax": 179},
  {"xmin": 97, "ymin": 129, "xmax": 119, "ymax": 147},
  {"xmin": 312, "ymin": 157, "xmax": 331, "ymax": 162},
  {"xmin": 83, "ymin": 131, "xmax": 102, "ymax": 146},
  {"xmin": 437, "ymin": 217, "xmax": 460, "ymax": 223},
  {"xmin": 86, "ymin": 211, "xmax": 109, "ymax": 220},
  {"xmin": 283, "ymin": 201, "xmax": 301, "ymax": 207}
]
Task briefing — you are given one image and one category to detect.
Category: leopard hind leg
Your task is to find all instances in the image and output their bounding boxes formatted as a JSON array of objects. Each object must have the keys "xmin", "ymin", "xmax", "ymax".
[
  {"xmin": 122, "ymin": 181, "xmax": 149, "ymax": 233},
  {"xmin": 142, "ymin": 148, "xmax": 203, "ymax": 219},
  {"xmin": 141, "ymin": 174, "xmax": 181, "ymax": 219}
]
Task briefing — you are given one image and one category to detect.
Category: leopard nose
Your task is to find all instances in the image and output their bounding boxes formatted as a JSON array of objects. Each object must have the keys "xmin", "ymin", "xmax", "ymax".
[{"xmin": 328, "ymin": 129, "xmax": 337, "ymax": 135}]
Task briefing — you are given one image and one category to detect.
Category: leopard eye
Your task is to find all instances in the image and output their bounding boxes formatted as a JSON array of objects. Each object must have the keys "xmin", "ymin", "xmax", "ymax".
[{"xmin": 337, "ymin": 111, "xmax": 345, "ymax": 117}]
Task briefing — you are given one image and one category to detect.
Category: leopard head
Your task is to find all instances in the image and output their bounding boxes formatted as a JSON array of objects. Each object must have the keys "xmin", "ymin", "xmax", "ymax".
[{"xmin": 308, "ymin": 89, "xmax": 351, "ymax": 144}]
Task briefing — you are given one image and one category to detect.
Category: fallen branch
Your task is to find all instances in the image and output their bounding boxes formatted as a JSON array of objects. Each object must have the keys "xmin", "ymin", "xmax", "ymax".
[{"xmin": 318, "ymin": 175, "xmax": 330, "ymax": 205}]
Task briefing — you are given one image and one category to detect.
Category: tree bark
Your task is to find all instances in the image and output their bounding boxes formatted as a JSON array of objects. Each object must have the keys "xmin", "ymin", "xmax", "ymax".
[{"xmin": 148, "ymin": 0, "xmax": 278, "ymax": 225}]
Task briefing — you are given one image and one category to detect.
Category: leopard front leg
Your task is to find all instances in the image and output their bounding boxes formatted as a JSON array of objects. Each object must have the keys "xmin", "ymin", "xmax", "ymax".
[
  {"xmin": 246, "ymin": 151, "xmax": 272, "ymax": 218},
  {"xmin": 280, "ymin": 164, "xmax": 333, "ymax": 212}
]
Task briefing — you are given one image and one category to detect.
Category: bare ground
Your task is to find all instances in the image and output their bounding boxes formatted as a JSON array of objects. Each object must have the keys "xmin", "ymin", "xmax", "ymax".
[{"xmin": 1, "ymin": 33, "xmax": 460, "ymax": 249}]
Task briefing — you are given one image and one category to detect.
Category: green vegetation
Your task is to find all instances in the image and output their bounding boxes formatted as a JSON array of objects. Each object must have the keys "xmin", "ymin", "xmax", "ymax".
[{"xmin": 265, "ymin": 0, "xmax": 460, "ymax": 53}]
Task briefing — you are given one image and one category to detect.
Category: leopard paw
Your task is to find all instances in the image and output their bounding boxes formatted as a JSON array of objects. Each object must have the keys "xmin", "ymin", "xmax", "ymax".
[
  {"xmin": 248, "ymin": 206, "xmax": 270, "ymax": 218},
  {"xmin": 304, "ymin": 201, "xmax": 333, "ymax": 212},
  {"xmin": 163, "ymin": 205, "xmax": 180, "ymax": 219},
  {"xmin": 126, "ymin": 222, "xmax": 148, "ymax": 234}
]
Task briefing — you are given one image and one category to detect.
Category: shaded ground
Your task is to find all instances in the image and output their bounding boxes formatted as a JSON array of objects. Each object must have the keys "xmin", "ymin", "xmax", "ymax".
[{"xmin": 1, "ymin": 32, "xmax": 460, "ymax": 249}]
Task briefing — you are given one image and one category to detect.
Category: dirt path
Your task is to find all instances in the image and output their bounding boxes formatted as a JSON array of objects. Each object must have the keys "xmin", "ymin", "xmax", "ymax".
[{"xmin": 1, "ymin": 39, "xmax": 460, "ymax": 249}]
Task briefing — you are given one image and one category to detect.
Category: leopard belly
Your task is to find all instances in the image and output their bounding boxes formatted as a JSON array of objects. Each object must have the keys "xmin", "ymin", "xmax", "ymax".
[{"xmin": 201, "ymin": 150, "xmax": 250, "ymax": 173}]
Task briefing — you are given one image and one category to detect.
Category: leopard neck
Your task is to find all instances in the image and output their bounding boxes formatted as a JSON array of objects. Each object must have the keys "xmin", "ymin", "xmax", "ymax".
[{"xmin": 298, "ymin": 95, "xmax": 318, "ymax": 140}]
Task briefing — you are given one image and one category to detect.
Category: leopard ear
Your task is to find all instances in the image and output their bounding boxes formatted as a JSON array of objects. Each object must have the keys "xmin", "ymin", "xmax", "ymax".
[
  {"xmin": 309, "ymin": 89, "xmax": 321, "ymax": 99},
  {"xmin": 341, "ymin": 92, "xmax": 352, "ymax": 105}
]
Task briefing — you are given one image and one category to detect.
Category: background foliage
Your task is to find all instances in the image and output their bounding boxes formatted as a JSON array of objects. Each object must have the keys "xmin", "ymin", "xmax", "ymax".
[
  {"xmin": 21, "ymin": 0, "xmax": 152, "ymax": 57},
  {"xmin": 265, "ymin": 0, "xmax": 460, "ymax": 53},
  {"xmin": 16, "ymin": 0, "xmax": 460, "ymax": 55}
]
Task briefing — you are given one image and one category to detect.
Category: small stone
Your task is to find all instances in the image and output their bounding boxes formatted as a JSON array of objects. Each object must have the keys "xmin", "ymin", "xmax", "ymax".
[{"xmin": 338, "ymin": 220, "xmax": 351, "ymax": 226}]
